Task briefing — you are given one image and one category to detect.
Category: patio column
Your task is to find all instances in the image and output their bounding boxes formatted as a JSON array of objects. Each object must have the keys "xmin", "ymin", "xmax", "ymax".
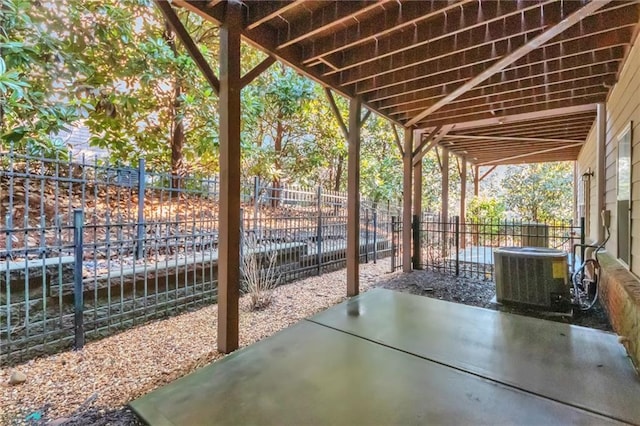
[
  {"xmin": 402, "ymin": 128, "xmax": 413, "ymax": 272},
  {"xmin": 413, "ymin": 130, "xmax": 422, "ymax": 270},
  {"xmin": 347, "ymin": 96, "xmax": 362, "ymax": 296},
  {"xmin": 596, "ymin": 102, "xmax": 606, "ymax": 242},
  {"xmin": 217, "ymin": 0, "xmax": 242, "ymax": 354}
]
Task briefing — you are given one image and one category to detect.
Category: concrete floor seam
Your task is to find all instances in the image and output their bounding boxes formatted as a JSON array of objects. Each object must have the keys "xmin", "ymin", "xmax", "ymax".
[{"xmin": 304, "ymin": 317, "xmax": 636, "ymax": 426}]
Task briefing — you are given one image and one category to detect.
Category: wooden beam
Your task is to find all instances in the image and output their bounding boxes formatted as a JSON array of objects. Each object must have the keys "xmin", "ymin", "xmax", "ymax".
[
  {"xmin": 454, "ymin": 114, "xmax": 596, "ymax": 136},
  {"xmin": 343, "ymin": 2, "xmax": 633, "ymax": 89},
  {"xmin": 442, "ymin": 135, "xmax": 583, "ymax": 144},
  {"xmin": 392, "ymin": 79, "xmax": 611, "ymax": 118},
  {"xmin": 277, "ymin": 1, "xmax": 388, "ymax": 50},
  {"xmin": 406, "ymin": 0, "xmax": 613, "ymax": 126},
  {"xmin": 378, "ymin": 65, "xmax": 619, "ymax": 112},
  {"xmin": 175, "ymin": 0, "xmax": 403, "ymax": 128},
  {"xmin": 368, "ymin": 45, "xmax": 626, "ymax": 103},
  {"xmin": 449, "ymin": 104, "xmax": 598, "ymax": 131},
  {"xmin": 217, "ymin": 0, "xmax": 242, "ymax": 354},
  {"xmin": 240, "ymin": 56, "xmax": 276, "ymax": 88},
  {"xmin": 413, "ymin": 95, "xmax": 606, "ymax": 128},
  {"xmin": 326, "ymin": 0, "xmax": 546, "ymax": 77},
  {"xmin": 302, "ymin": 0, "xmax": 469, "ymax": 65},
  {"xmin": 245, "ymin": 0, "xmax": 305, "ymax": 30},
  {"xmin": 411, "ymin": 126, "xmax": 442, "ymax": 158},
  {"xmin": 347, "ymin": 96, "xmax": 362, "ymax": 296},
  {"xmin": 476, "ymin": 143, "xmax": 584, "ymax": 166},
  {"xmin": 154, "ymin": 0, "xmax": 220, "ymax": 95},
  {"xmin": 360, "ymin": 109, "xmax": 371, "ymax": 129},
  {"xmin": 413, "ymin": 125, "xmax": 453, "ymax": 166},
  {"xmin": 324, "ymin": 88, "xmax": 349, "ymax": 140},
  {"xmin": 480, "ymin": 166, "xmax": 496, "ymax": 181},
  {"xmin": 402, "ymin": 128, "xmax": 413, "ymax": 273},
  {"xmin": 352, "ymin": 25, "xmax": 631, "ymax": 94},
  {"xmin": 392, "ymin": 124, "xmax": 403, "ymax": 156}
]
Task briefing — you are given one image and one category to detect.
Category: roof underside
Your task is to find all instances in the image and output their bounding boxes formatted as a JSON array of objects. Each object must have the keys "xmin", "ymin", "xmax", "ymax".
[{"xmin": 176, "ymin": 0, "xmax": 640, "ymax": 166}]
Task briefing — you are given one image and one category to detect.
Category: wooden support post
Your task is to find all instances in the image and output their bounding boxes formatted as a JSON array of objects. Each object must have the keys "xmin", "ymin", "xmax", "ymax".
[
  {"xmin": 347, "ymin": 96, "xmax": 362, "ymax": 296},
  {"xmin": 460, "ymin": 157, "xmax": 467, "ymax": 249},
  {"xmin": 474, "ymin": 165, "xmax": 479, "ymax": 197},
  {"xmin": 217, "ymin": 0, "xmax": 242, "ymax": 354},
  {"xmin": 402, "ymin": 128, "xmax": 413, "ymax": 273},
  {"xmin": 441, "ymin": 148, "xmax": 449, "ymax": 259},
  {"xmin": 413, "ymin": 130, "xmax": 422, "ymax": 270}
]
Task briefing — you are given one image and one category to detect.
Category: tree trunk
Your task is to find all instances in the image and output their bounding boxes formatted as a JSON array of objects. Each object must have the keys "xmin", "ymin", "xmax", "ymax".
[
  {"xmin": 163, "ymin": 22, "xmax": 185, "ymax": 189},
  {"xmin": 271, "ymin": 118, "xmax": 284, "ymax": 208},
  {"xmin": 334, "ymin": 154, "xmax": 344, "ymax": 192}
]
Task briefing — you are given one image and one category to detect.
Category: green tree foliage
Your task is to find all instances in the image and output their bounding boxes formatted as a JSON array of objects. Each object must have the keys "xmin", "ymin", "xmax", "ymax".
[
  {"xmin": 242, "ymin": 65, "xmax": 314, "ymax": 186},
  {"xmin": 467, "ymin": 196, "xmax": 506, "ymax": 223},
  {"xmin": 4, "ymin": 0, "xmax": 576, "ymax": 216},
  {"xmin": 0, "ymin": 0, "xmax": 92, "ymax": 158},
  {"xmin": 360, "ymin": 115, "xmax": 402, "ymax": 205},
  {"xmin": 65, "ymin": 0, "xmax": 220, "ymax": 173},
  {"xmin": 501, "ymin": 162, "xmax": 574, "ymax": 223}
]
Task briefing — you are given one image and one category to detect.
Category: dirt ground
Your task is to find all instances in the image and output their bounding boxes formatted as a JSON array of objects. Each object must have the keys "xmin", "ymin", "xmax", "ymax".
[
  {"xmin": 375, "ymin": 268, "xmax": 612, "ymax": 332},
  {"xmin": 2, "ymin": 259, "xmax": 613, "ymax": 425}
]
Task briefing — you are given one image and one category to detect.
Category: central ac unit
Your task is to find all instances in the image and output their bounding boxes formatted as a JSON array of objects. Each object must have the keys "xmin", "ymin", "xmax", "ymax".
[{"xmin": 494, "ymin": 247, "xmax": 570, "ymax": 309}]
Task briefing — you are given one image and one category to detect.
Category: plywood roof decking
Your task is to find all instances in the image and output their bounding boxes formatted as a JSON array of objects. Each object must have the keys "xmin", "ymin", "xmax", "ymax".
[{"xmin": 176, "ymin": 0, "xmax": 640, "ymax": 166}]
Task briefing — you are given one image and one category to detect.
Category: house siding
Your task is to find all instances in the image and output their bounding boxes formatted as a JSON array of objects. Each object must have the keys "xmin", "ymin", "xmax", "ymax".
[
  {"xmin": 577, "ymin": 34, "xmax": 640, "ymax": 273},
  {"xmin": 577, "ymin": 32, "xmax": 640, "ymax": 369}
]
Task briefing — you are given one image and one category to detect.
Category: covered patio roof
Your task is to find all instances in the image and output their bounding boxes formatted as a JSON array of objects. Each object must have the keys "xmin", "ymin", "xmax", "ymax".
[
  {"xmin": 157, "ymin": 0, "xmax": 640, "ymax": 352},
  {"xmin": 175, "ymin": 0, "xmax": 639, "ymax": 165}
]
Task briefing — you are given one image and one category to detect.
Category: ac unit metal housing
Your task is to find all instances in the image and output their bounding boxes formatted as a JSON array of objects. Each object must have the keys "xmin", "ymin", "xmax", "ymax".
[{"xmin": 494, "ymin": 247, "xmax": 570, "ymax": 309}]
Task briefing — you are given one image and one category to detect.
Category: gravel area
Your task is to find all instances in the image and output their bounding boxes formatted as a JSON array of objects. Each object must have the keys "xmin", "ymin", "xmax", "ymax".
[
  {"xmin": 2, "ymin": 260, "xmax": 613, "ymax": 425},
  {"xmin": 1, "ymin": 260, "xmax": 392, "ymax": 425}
]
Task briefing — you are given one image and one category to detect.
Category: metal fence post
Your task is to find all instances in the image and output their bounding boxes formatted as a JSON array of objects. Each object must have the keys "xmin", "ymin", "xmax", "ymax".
[
  {"xmin": 454, "ymin": 215, "xmax": 460, "ymax": 276},
  {"xmin": 135, "ymin": 158, "xmax": 146, "ymax": 259},
  {"xmin": 73, "ymin": 209, "xmax": 85, "ymax": 350},
  {"xmin": 391, "ymin": 215, "xmax": 397, "ymax": 272},
  {"xmin": 412, "ymin": 214, "xmax": 421, "ymax": 270},
  {"xmin": 373, "ymin": 210, "xmax": 378, "ymax": 264},
  {"xmin": 365, "ymin": 208, "xmax": 370, "ymax": 263},
  {"xmin": 240, "ymin": 207, "xmax": 245, "ymax": 261},
  {"xmin": 5, "ymin": 214, "xmax": 12, "ymax": 255},
  {"xmin": 253, "ymin": 176, "xmax": 259, "ymax": 232},
  {"xmin": 316, "ymin": 186, "xmax": 322, "ymax": 275}
]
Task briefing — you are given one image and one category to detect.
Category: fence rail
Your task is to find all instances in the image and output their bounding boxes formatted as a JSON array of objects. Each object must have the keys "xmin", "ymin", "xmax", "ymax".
[
  {"xmin": 415, "ymin": 215, "xmax": 583, "ymax": 280},
  {"xmin": 1, "ymin": 149, "xmax": 399, "ymax": 364}
]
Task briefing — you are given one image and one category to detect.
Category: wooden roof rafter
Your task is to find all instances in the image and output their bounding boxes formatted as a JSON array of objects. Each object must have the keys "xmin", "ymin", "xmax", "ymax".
[{"xmin": 171, "ymin": 0, "xmax": 640, "ymax": 165}]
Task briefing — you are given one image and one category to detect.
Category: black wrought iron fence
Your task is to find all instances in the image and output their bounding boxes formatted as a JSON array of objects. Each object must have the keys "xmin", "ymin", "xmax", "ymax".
[
  {"xmin": 391, "ymin": 215, "xmax": 403, "ymax": 272},
  {"xmin": 416, "ymin": 215, "xmax": 583, "ymax": 280},
  {"xmin": 0, "ymin": 149, "xmax": 399, "ymax": 364}
]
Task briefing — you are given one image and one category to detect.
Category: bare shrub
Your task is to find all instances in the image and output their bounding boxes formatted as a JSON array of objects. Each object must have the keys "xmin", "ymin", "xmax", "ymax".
[{"xmin": 241, "ymin": 234, "xmax": 281, "ymax": 311}]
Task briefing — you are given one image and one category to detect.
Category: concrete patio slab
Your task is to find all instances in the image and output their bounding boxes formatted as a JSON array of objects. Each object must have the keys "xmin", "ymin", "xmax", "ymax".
[
  {"xmin": 130, "ymin": 289, "xmax": 639, "ymax": 425},
  {"xmin": 310, "ymin": 289, "xmax": 640, "ymax": 424}
]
